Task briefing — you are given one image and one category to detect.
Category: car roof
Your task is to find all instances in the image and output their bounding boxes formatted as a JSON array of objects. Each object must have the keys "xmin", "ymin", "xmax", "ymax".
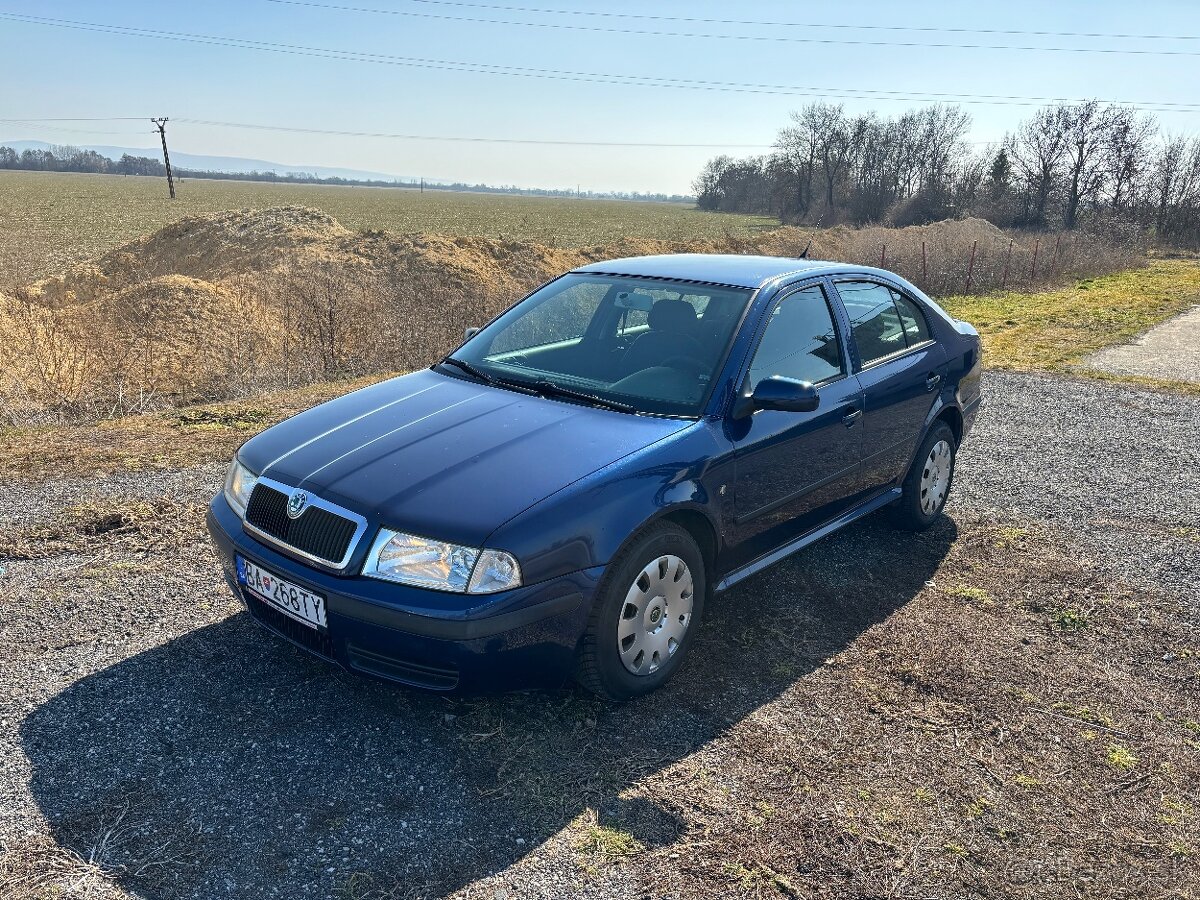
[{"xmin": 571, "ymin": 253, "xmax": 862, "ymax": 290}]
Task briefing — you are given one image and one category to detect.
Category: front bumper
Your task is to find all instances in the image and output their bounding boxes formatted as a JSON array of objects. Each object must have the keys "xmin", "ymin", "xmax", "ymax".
[{"xmin": 206, "ymin": 495, "xmax": 600, "ymax": 692}]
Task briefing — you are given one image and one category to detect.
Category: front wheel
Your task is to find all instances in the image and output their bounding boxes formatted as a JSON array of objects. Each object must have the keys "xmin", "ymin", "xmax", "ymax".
[
  {"xmin": 576, "ymin": 523, "xmax": 705, "ymax": 700},
  {"xmin": 890, "ymin": 422, "xmax": 957, "ymax": 530}
]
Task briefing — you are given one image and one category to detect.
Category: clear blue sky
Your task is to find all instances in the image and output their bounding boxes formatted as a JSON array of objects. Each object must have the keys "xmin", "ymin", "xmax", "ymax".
[{"xmin": 1, "ymin": 0, "xmax": 1198, "ymax": 194}]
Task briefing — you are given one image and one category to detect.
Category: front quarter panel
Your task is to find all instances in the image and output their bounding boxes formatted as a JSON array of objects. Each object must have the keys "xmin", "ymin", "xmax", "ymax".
[{"xmin": 487, "ymin": 421, "xmax": 732, "ymax": 587}]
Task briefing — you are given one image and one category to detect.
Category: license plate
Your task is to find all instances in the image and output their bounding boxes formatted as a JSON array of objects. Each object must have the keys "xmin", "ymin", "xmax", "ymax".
[{"xmin": 236, "ymin": 556, "xmax": 328, "ymax": 630}]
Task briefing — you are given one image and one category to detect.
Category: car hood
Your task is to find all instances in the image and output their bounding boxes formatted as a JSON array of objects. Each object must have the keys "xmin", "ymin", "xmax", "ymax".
[{"xmin": 237, "ymin": 369, "xmax": 690, "ymax": 547}]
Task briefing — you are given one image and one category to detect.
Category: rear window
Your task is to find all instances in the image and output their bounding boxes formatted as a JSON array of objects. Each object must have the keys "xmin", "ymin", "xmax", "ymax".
[
  {"xmin": 891, "ymin": 291, "xmax": 931, "ymax": 345},
  {"xmin": 837, "ymin": 281, "xmax": 906, "ymax": 365}
]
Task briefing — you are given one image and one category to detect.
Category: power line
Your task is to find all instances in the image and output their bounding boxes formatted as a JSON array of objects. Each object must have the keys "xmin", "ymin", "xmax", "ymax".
[
  {"xmin": 0, "ymin": 116, "xmax": 150, "ymax": 122},
  {"xmin": 1, "ymin": 14, "xmax": 1198, "ymax": 113},
  {"xmin": 270, "ymin": 0, "xmax": 1200, "ymax": 42},
  {"xmin": 172, "ymin": 118, "xmax": 772, "ymax": 147},
  {"xmin": 0, "ymin": 115, "xmax": 775, "ymax": 148},
  {"xmin": 0, "ymin": 119, "xmax": 152, "ymax": 136},
  {"xmin": 263, "ymin": 0, "xmax": 1200, "ymax": 55},
  {"xmin": 0, "ymin": 116, "xmax": 1007, "ymax": 149}
]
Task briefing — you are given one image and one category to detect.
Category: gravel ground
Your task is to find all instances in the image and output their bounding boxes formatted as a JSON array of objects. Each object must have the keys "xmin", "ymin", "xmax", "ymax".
[
  {"xmin": 1, "ymin": 369, "xmax": 1197, "ymax": 899},
  {"xmin": 952, "ymin": 370, "xmax": 1200, "ymax": 604}
]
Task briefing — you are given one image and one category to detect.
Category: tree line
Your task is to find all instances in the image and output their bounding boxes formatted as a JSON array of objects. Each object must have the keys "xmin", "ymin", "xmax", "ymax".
[
  {"xmin": 0, "ymin": 145, "xmax": 167, "ymax": 177},
  {"xmin": 693, "ymin": 101, "xmax": 1200, "ymax": 247},
  {"xmin": 0, "ymin": 144, "xmax": 691, "ymax": 203}
]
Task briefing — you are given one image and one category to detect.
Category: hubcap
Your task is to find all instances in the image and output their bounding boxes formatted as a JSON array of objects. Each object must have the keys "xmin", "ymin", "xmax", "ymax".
[
  {"xmin": 919, "ymin": 439, "xmax": 953, "ymax": 516},
  {"xmin": 617, "ymin": 554, "xmax": 694, "ymax": 676}
]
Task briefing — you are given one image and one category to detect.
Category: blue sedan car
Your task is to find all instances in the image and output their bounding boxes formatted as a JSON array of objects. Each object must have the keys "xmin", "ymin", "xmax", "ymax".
[{"xmin": 207, "ymin": 254, "xmax": 981, "ymax": 698}]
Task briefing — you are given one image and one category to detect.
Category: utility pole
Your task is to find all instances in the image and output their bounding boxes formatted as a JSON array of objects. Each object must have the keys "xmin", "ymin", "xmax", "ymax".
[{"xmin": 151, "ymin": 117, "xmax": 175, "ymax": 199}]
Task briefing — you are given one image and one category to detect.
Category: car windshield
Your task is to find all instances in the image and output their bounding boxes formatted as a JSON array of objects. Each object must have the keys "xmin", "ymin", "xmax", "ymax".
[{"xmin": 445, "ymin": 274, "xmax": 753, "ymax": 416}]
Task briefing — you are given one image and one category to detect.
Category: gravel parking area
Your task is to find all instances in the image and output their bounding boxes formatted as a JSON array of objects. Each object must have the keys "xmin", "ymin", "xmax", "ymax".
[
  {"xmin": 1, "ymin": 370, "xmax": 1197, "ymax": 899},
  {"xmin": 953, "ymin": 370, "xmax": 1200, "ymax": 604}
]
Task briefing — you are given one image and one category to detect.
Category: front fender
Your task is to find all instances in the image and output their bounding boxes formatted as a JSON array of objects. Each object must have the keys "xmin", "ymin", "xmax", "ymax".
[{"xmin": 486, "ymin": 420, "xmax": 731, "ymax": 587}]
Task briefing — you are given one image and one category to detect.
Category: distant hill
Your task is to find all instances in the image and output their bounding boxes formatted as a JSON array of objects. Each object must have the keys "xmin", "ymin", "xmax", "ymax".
[{"xmin": 0, "ymin": 140, "xmax": 417, "ymax": 183}]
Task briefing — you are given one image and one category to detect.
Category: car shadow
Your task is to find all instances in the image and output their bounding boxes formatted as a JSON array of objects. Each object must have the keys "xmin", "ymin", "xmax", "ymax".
[{"xmin": 20, "ymin": 514, "xmax": 957, "ymax": 899}]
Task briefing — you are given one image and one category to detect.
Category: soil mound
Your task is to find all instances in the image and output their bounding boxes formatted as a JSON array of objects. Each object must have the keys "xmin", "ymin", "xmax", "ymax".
[{"xmin": 18, "ymin": 207, "xmax": 351, "ymax": 307}]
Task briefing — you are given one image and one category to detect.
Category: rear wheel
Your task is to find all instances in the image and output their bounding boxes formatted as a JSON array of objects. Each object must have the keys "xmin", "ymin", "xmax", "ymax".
[
  {"xmin": 890, "ymin": 421, "xmax": 956, "ymax": 530},
  {"xmin": 576, "ymin": 523, "xmax": 705, "ymax": 700}
]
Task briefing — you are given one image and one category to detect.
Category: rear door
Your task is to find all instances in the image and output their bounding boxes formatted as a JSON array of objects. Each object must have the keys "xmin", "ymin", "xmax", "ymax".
[
  {"xmin": 830, "ymin": 279, "xmax": 947, "ymax": 489},
  {"xmin": 727, "ymin": 282, "xmax": 864, "ymax": 567}
]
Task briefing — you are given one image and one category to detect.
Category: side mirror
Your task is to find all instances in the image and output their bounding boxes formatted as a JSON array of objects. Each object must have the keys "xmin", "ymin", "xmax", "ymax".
[
  {"xmin": 463, "ymin": 327, "xmax": 481, "ymax": 340},
  {"xmin": 734, "ymin": 376, "xmax": 820, "ymax": 418}
]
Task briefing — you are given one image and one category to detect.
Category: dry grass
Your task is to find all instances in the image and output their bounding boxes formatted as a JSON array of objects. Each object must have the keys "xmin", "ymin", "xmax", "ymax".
[
  {"xmin": 0, "ymin": 832, "xmax": 132, "ymax": 900},
  {"xmin": 0, "ymin": 374, "xmax": 385, "ymax": 482},
  {"xmin": 760, "ymin": 217, "xmax": 1144, "ymax": 298},
  {"xmin": 0, "ymin": 496, "xmax": 203, "ymax": 560},
  {"xmin": 0, "ymin": 801, "xmax": 204, "ymax": 900}
]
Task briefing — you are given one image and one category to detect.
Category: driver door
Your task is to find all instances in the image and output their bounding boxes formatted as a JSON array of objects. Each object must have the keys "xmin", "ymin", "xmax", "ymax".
[{"xmin": 726, "ymin": 283, "xmax": 865, "ymax": 568}]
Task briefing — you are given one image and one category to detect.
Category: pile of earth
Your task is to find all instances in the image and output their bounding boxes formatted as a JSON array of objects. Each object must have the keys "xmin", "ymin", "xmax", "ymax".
[
  {"xmin": 12, "ymin": 205, "xmax": 1024, "ymax": 312},
  {"xmin": 0, "ymin": 206, "xmax": 1129, "ymax": 422}
]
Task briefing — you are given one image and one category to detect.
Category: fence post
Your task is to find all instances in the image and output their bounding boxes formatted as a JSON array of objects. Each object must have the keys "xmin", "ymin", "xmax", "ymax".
[
  {"xmin": 965, "ymin": 240, "xmax": 977, "ymax": 293},
  {"xmin": 880, "ymin": 244, "xmax": 887, "ymax": 268},
  {"xmin": 1030, "ymin": 238, "xmax": 1040, "ymax": 282},
  {"xmin": 921, "ymin": 240, "xmax": 927, "ymax": 283},
  {"xmin": 1052, "ymin": 233, "xmax": 1062, "ymax": 272},
  {"xmin": 1001, "ymin": 239, "xmax": 1013, "ymax": 290}
]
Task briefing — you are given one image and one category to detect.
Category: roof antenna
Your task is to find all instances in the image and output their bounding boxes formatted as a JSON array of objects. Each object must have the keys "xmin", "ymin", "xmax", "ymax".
[{"xmin": 799, "ymin": 215, "xmax": 823, "ymax": 259}]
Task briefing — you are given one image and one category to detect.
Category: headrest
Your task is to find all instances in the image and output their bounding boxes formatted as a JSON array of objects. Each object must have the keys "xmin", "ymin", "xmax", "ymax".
[{"xmin": 648, "ymin": 298, "xmax": 696, "ymax": 331}]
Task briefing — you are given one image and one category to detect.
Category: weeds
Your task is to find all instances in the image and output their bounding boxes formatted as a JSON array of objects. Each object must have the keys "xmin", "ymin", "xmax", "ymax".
[
  {"xmin": 0, "ymin": 497, "xmax": 202, "ymax": 559},
  {"xmin": 1053, "ymin": 608, "xmax": 1090, "ymax": 630},
  {"xmin": 574, "ymin": 810, "xmax": 643, "ymax": 861},
  {"xmin": 1107, "ymin": 745, "xmax": 1140, "ymax": 770}
]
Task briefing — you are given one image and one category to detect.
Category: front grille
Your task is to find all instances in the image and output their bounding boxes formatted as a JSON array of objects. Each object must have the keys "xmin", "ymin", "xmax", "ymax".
[
  {"xmin": 245, "ymin": 483, "xmax": 358, "ymax": 566},
  {"xmin": 244, "ymin": 590, "xmax": 336, "ymax": 660}
]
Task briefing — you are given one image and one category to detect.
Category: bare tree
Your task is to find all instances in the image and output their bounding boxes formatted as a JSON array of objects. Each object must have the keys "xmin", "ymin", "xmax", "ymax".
[
  {"xmin": 1151, "ymin": 136, "xmax": 1200, "ymax": 244},
  {"xmin": 1104, "ymin": 109, "xmax": 1156, "ymax": 213},
  {"xmin": 1059, "ymin": 101, "xmax": 1117, "ymax": 229},
  {"xmin": 1009, "ymin": 105, "xmax": 1067, "ymax": 227}
]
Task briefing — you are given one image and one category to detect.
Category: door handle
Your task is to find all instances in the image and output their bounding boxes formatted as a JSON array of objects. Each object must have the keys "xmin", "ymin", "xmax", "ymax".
[
  {"xmin": 925, "ymin": 373, "xmax": 942, "ymax": 391},
  {"xmin": 842, "ymin": 408, "xmax": 863, "ymax": 428}
]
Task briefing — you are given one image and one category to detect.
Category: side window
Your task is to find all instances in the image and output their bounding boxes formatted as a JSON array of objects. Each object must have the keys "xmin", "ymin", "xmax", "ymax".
[
  {"xmin": 891, "ymin": 290, "xmax": 931, "ymax": 345},
  {"xmin": 747, "ymin": 285, "xmax": 844, "ymax": 387},
  {"xmin": 837, "ymin": 281, "xmax": 906, "ymax": 365}
]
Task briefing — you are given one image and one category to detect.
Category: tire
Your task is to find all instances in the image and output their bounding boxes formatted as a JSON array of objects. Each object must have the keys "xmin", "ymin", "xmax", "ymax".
[
  {"xmin": 576, "ymin": 522, "xmax": 706, "ymax": 700},
  {"xmin": 890, "ymin": 421, "xmax": 957, "ymax": 531}
]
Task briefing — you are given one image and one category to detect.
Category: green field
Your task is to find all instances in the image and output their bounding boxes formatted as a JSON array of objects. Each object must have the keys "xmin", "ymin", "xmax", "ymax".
[{"xmin": 0, "ymin": 170, "xmax": 774, "ymax": 286}]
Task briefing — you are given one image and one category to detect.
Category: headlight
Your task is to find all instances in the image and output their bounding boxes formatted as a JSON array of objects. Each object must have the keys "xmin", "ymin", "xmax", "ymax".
[
  {"xmin": 223, "ymin": 458, "xmax": 259, "ymax": 518},
  {"xmin": 362, "ymin": 528, "xmax": 522, "ymax": 594}
]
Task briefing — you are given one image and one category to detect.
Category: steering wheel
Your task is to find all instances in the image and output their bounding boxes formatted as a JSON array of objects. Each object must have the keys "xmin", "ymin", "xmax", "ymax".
[{"xmin": 659, "ymin": 355, "xmax": 709, "ymax": 379}]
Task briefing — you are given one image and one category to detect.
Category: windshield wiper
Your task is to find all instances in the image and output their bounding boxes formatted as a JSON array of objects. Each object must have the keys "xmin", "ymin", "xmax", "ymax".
[
  {"xmin": 440, "ymin": 359, "xmax": 630, "ymax": 411},
  {"xmin": 530, "ymin": 380, "xmax": 637, "ymax": 414},
  {"xmin": 440, "ymin": 356, "xmax": 495, "ymax": 384},
  {"xmin": 440, "ymin": 357, "xmax": 540, "ymax": 395}
]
